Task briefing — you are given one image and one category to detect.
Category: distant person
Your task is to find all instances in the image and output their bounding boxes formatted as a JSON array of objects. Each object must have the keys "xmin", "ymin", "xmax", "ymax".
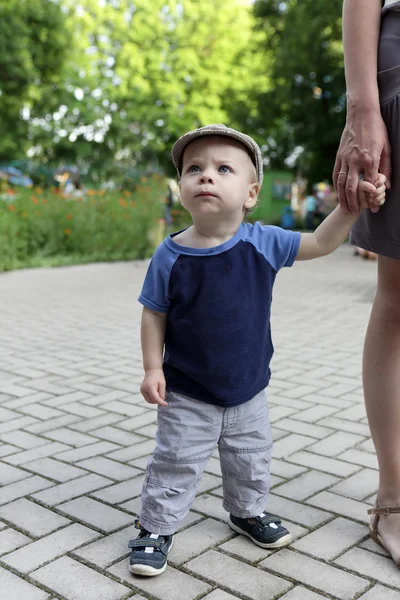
[
  {"xmin": 129, "ymin": 124, "xmax": 385, "ymax": 577},
  {"xmin": 304, "ymin": 188, "xmax": 318, "ymax": 231}
]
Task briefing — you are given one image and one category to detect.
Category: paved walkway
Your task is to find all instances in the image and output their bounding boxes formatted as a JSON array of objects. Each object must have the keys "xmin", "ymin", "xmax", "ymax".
[{"xmin": 0, "ymin": 247, "xmax": 398, "ymax": 600}]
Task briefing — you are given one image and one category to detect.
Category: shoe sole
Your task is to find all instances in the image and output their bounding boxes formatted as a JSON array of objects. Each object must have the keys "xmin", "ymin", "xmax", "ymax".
[
  {"xmin": 229, "ymin": 521, "xmax": 292, "ymax": 549},
  {"xmin": 129, "ymin": 538, "xmax": 174, "ymax": 577}
]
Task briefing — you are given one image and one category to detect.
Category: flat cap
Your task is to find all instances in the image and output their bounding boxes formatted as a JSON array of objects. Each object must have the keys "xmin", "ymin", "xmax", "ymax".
[{"xmin": 171, "ymin": 124, "xmax": 263, "ymax": 186}]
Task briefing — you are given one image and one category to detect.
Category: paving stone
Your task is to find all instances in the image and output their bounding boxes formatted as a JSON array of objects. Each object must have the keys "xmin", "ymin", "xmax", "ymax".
[
  {"xmin": 108, "ymin": 557, "xmax": 212, "ymax": 599},
  {"xmin": 0, "ymin": 462, "xmax": 32, "ymax": 485},
  {"xmin": 26, "ymin": 415, "xmax": 82, "ymax": 434},
  {"xmin": 306, "ymin": 491, "xmax": 370, "ymax": 524},
  {"xmin": 330, "ymin": 468, "xmax": 378, "ymax": 501},
  {"xmin": 308, "ymin": 431, "xmax": 366, "ymax": 457},
  {"xmin": 358, "ymin": 585, "xmax": 400, "ymax": 599},
  {"xmin": 287, "ymin": 451, "xmax": 361, "ymax": 477},
  {"xmin": 106, "ymin": 439, "xmax": 155, "ymax": 462},
  {"xmin": 192, "ymin": 494, "xmax": 229, "ymax": 522},
  {"xmin": 272, "ymin": 418, "xmax": 333, "ymax": 439},
  {"xmin": 116, "ymin": 411, "xmax": 157, "ymax": 431},
  {"xmin": 270, "ymin": 460, "xmax": 307, "ymax": 479},
  {"xmin": 3, "ymin": 442, "xmax": 71, "ymax": 466},
  {"xmin": 359, "ymin": 537, "xmax": 388, "ymax": 556},
  {"xmin": 31, "ymin": 556, "xmax": 130, "ymax": 600},
  {"xmin": 292, "ymin": 405, "xmax": 338, "ymax": 422},
  {"xmin": 268, "ymin": 434, "xmax": 315, "ymax": 458},
  {"xmin": 22, "ymin": 457, "xmax": 88, "ymax": 482},
  {"xmin": 71, "ymin": 413, "xmax": 123, "ymax": 433},
  {"xmin": 169, "ymin": 518, "xmax": 232, "ymax": 566},
  {"xmin": 91, "ymin": 475, "xmax": 144, "ymax": 504},
  {"xmin": 0, "ymin": 476, "xmax": 54, "ymax": 505},
  {"xmin": 90, "ymin": 426, "xmax": 143, "ymax": 446},
  {"xmin": 42, "ymin": 428, "xmax": 98, "ymax": 447},
  {"xmin": 0, "ymin": 498, "xmax": 70, "ymax": 536},
  {"xmin": 0, "ymin": 430, "xmax": 50, "ymax": 449},
  {"xmin": 338, "ymin": 449, "xmax": 379, "ymax": 469},
  {"xmin": 292, "ymin": 517, "xmax": 367, "ymax": 559},
  {"xmin": 335, "ymin": 547, "xmax": 400, "ymax": 588},
  {"xmin": 18, "ymin": 404, "xmax": 65, "ymax": 420},
  {"xmin": 58, "ymin": 497, "xmax": 134, "ymax": 532},
  {"xmin": 317, "ymin": 416, "xmax": 371, "ymax": 437},
  {"xmin": 31, "ymin": 473, "xmax": 112, "ymax": 506},
  {"xmin": 0, "ymin": 528, "xmax": 32, "ymax": 555},
  {"xmin": 73, "ymin": 525, "xmax": 132, "ymax": 568},
  {"xmin": 202, "ymin": 591, "xmax": 240, "ymax": 600},
  {"xmin": 273, "ymin": 470, "xmax": 339, "ymax": 501},
  {"xmin": 267, "ymin": 493, "xmax": 333, "ymax": 528},
  {"xmin": 0, "ymin": 444, "xmax": 20, "ymax": 458},
  {"xmin": 260, "ymin": 549, "xmax": 369, "ymax": 599},
  {"xmin": 279, "ymin": 589, "xmax": 329, "ymax": 600},
  {"xmin": 76, "ymin": 456, "xmax": 142, "ymax": 481},
  {"xmin": 0, "ymin": 566, "xmax": 49, "ymax": 600},
  {"xmin": 2, "ymin": 523, "xmax": 99, "ymax": 573},
  {"xmin": 186, "ymin": 549, "xmax": 292, "ymax": 599},
  {"xmin": 0, "ymin": 416, "xmax": 38, "ymax": 434},
  {"xmin": 53, "ymin": 441, "xmax": 120, "ymax": 463}
]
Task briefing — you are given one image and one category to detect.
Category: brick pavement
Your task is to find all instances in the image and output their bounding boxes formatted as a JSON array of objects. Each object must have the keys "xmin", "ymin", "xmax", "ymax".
[{"xmin": 0, "ymin": 247, "xmax": 398, "ymax": 600}]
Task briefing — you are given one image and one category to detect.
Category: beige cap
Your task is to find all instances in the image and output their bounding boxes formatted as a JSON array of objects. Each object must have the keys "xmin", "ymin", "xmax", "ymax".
[{"xmin": 171, "ymin": 124, "xmax": 264, "ymax": 186}]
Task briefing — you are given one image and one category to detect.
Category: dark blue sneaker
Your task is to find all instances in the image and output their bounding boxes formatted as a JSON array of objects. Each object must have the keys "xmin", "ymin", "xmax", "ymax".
[
  {"xmin": 229, "ymin": 512, "xmax": 292, "ymax": 548},
  {"xmin": 129, "ymin": 521, "xmax": 173, "ymax": 577}
]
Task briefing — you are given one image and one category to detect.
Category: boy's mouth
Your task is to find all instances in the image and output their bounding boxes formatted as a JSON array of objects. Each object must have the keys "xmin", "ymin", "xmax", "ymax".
[{"xmin": 197, "ymin": 191, "xmax": 217, "ymax": 197}]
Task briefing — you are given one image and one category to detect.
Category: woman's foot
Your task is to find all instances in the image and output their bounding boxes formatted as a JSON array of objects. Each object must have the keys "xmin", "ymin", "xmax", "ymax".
[{"xmin": 369, "ymin": 504, "xmax": 400, "ymax": 567}]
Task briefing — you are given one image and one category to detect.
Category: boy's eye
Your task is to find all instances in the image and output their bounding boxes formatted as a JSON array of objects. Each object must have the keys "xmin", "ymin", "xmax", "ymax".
[
  {"xmin": 187, "ymin": 165, "xmax": 200, "ymax": 173},
  {"xmin": 219, "ymin": 165, "xmax": 232, "ymax": 173}
]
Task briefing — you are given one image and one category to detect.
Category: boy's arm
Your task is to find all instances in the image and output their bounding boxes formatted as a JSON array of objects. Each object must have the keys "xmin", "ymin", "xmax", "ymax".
[
  {"xmin": 140, "ymin": 306, "xmax": 168, "ymax": 406},
  {"xmin": 296, "ymin": 207, "xmax": 357, "ymax": 261}
]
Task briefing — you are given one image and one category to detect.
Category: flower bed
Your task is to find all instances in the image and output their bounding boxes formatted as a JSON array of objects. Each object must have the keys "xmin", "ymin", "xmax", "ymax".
[{"xmin": 0, "ymin": 177, "xmax": 165, "ymax": 271}]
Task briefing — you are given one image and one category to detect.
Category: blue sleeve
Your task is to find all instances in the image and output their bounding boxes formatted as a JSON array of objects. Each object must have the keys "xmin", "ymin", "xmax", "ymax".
[
  {"xmin": 243, "ymin": 222, "xmax": 301, "ymax": 271},
  {"xmin": 138, "ymin": 242, "xmax": 178, "ymax": 313}
]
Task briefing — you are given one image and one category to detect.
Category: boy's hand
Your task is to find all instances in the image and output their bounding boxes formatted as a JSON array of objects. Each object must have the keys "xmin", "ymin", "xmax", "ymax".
[
  {"xmin": 358, "ymin": 173, "xmax": 386, "ymax": 213},
  {"xmin": 140, "ymin": 369, "xmax": 168, "ymax": 407}
]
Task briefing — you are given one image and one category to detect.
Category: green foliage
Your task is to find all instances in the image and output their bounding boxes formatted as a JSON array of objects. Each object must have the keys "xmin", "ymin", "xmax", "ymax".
[
  {"xmin": 0, "ymin": 177, "xmax": 165, "ymax": 271},
  {"xmin": 253, "ymin": 0, "xmax": 346, "ymax": 182},
  {"xmin": 0, "ymin": 0, "xmax": 70, "ymax": 160},
  {"xmin": 3, "ymin": 0, "xmax": 268, "ymax": 173}
]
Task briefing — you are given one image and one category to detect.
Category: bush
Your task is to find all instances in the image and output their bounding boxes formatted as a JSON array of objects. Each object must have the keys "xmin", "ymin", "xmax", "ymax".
[{"xmin": 0, "ymin": 176, "xmax": 165, "ymax": 271}]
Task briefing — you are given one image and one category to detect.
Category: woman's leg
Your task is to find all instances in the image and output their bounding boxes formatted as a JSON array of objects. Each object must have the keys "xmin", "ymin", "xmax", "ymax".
[{"xmin": 364, "ymin": 255, "xmax": 400, "ymax": 551}]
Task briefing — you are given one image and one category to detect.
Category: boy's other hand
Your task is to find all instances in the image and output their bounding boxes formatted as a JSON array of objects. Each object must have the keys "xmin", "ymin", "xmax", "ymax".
[
  {"xmin": 140, "ymin": 369, "xmax": 168, "ymax": 407},
  {"xmin": 358, "ymin": 173, "xmax": 386, "ymax": 214}
]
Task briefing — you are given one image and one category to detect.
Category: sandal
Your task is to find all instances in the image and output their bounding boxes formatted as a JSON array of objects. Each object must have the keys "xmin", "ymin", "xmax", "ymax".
[{"xmin": 368, "ymin": 506, "xmax": 400, "ymax": 567}]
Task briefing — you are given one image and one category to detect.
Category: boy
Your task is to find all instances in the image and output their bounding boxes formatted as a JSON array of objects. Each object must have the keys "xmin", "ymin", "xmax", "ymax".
[{"xmin": 129, "ymin": 124, "xmax": 385, "ymax": 576}]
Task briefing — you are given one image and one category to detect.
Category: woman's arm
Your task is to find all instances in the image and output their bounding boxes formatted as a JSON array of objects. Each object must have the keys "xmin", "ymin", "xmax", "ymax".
[{"xmin": 333, "ymin": 0, "xmax": 391, "ymax": 215}]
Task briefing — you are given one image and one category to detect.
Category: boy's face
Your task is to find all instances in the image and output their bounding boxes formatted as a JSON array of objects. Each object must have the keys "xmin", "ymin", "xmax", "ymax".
[{"xmin": 179, "ymin": 136, "xmax": 260, "ymax": 219}]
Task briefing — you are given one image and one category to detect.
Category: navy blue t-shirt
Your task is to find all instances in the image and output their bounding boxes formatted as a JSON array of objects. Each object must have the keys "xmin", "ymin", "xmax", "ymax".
[{"xmin": 139, "ymin": 222, "xmax": 301, "ymax": 407}]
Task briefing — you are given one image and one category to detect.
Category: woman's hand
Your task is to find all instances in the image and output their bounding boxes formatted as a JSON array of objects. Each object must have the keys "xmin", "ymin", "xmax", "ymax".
[{"xmin": 333, "ymin": 108, "xmax": 391, "ymax": 215}]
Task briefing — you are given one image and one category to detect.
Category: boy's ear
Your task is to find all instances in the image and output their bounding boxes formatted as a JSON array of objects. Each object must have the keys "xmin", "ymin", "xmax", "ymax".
[{"xmin": 244, "ymin": 182, "xmax": 260, "ymax": 209}]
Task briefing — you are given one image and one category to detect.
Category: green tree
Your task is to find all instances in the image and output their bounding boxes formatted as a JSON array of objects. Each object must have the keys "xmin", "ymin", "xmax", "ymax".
[
  {"xmin": 25, "ymin": 0, "xmax": 270, "ymax": 175},
  {"xmin": 0, "ymin": 0, "xmax": 70, "ymax": 160},
  {"xmin": 253, "ymin": 0, "xmax": 345, "ymax": 182}
]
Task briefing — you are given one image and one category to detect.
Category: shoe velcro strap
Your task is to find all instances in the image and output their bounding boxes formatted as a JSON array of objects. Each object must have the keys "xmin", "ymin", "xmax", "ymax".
[
  {"xmin": 128, "ymin": 538, "xmax": 163, "ymax": 549},
  {"xmin": 259, "ymin": 514, "xmax": 281, "ymax": 526}
]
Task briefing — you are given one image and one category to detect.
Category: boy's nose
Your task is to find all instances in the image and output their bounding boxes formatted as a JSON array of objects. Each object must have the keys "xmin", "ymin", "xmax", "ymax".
[{"xmin": 200, "ymin": 172, "xmax": 214, "ymax": 183}]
